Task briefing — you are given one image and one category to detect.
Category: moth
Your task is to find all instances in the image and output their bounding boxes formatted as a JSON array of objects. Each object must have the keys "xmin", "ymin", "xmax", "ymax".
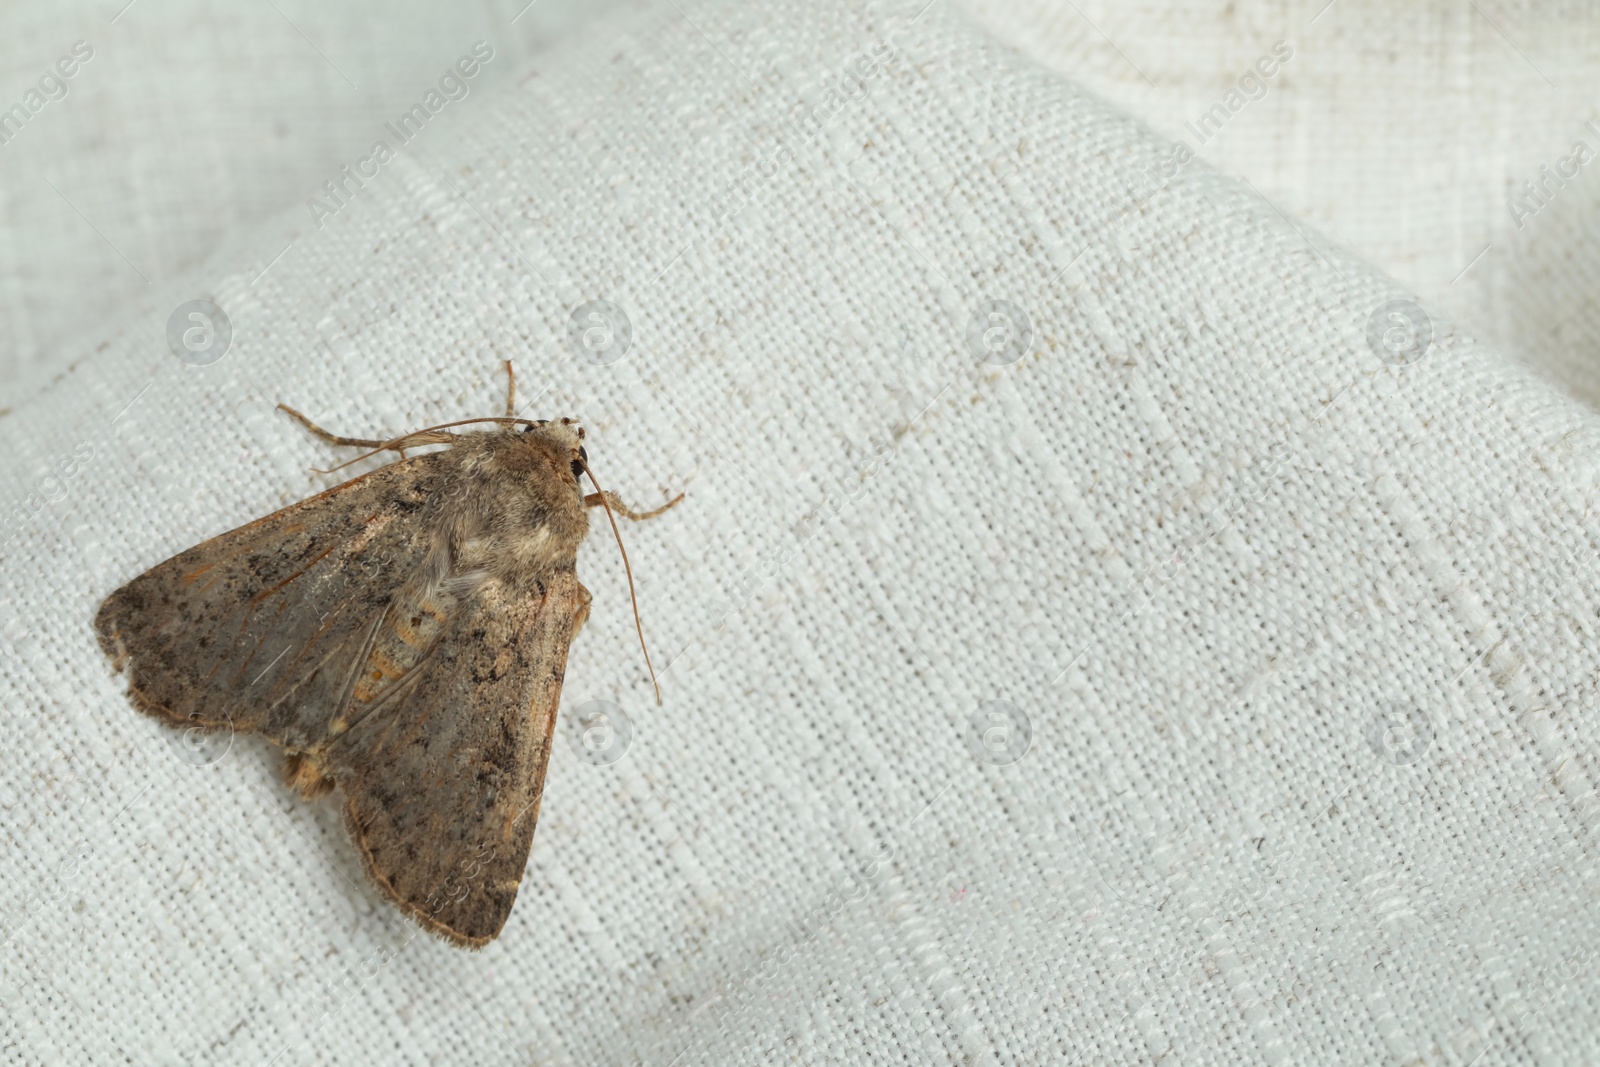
[{"xmin": 95, "ymin": 364, "xmax": 680, "ymax": 947}]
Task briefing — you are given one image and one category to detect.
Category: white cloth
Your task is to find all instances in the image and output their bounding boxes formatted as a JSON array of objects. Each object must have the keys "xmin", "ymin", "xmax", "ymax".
[
  {"xmin": 0, "ymin": 0, "xmax": 620, "ymax": 407},
  {"xmin": 4, "ymin": 1, "xmax": 1600, "ymax": 1065},
  {"xmin": 959, "ymin": 0, "xmax": 1600, "ymax": 411}
]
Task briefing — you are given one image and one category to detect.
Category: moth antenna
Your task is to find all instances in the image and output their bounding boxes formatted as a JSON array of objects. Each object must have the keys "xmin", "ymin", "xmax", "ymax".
[
  {"xmin": 291, "ymin": 416, "xmax": 540, "ymax": 473},
  {"xmin": 580, "ymin": 458, "xmax": 662, "ymax": 706}
]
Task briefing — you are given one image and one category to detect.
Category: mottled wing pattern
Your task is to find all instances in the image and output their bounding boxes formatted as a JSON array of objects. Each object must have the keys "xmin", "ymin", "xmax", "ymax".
[
  {"xmin": 95, "ymin": 454, "xmax": 452, "ymax": 752},
  {"xmin": 326, "ymin": 568, "xmax": 590, "ymax": 947}
]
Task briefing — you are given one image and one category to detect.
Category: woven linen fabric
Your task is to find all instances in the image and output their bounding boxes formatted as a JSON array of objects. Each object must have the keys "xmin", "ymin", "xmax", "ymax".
[
  {"xmin": 0, "ymin": 0, "xmax": 617, "ymax": 409},
  {"xmin": 957, "ymin": 0, "xmax": 1600, "ymax": 411},
  {"xmin": 5, "ymin": 0, "xmax": 1600, "ymax": 1064}
]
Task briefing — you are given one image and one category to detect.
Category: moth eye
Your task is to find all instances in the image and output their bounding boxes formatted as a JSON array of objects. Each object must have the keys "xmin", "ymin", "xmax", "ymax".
[{"xmin": 570, "ymin": 446, "xmax": 587, "ymax": 481}]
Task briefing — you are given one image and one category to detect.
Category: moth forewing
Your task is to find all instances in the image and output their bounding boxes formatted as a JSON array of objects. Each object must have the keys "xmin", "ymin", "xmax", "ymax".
[
  {"xmin": 95, "ymin": 393, "xmax": 678, "ymax": 947},
  {"xmin": 333, "ymin": 571, "xmax": 589, "ymax": 946}
]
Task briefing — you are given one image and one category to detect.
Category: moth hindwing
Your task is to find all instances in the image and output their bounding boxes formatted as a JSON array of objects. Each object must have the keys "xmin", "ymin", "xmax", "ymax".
[{"xmin": 96, "ymin": 385, "xmax": 679, "ymax": 947}]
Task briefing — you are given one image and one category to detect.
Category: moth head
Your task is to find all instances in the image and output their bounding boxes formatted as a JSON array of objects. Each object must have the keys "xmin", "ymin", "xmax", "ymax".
[{"xmin": 516, "ymin": 417, "xmax": 589, "ymax": 487}]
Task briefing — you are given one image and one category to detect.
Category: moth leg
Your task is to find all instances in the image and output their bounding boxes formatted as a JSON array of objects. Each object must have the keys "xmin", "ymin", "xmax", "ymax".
[
  {"xmin": 278, "ymin": 404, "xmax": 393, "ymax": 450},
  {"xmin": 583, "ymin": 491, "xmax": 685, "ymax": 522},
  {"xmin": 570, "ymin": 587, "xmax": 591, "ymax": 640},
  {"xmin": 503, "ymin": 359, "xmax": 516, "ymax": 418}
]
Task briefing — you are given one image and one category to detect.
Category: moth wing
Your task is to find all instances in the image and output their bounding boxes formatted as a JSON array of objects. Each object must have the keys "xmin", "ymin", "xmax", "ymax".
[
  {"xmin": 327, "ymin": 568, "xmax": 590, "ymax": 948},
  {"xmin": 95, "ymin": 454, "xmax": 452, "ymax": 750}
]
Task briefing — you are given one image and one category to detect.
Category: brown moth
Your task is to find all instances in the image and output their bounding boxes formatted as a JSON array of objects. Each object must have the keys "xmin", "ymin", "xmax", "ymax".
[{"xmin": 94, "ymin": 364, "xmax": 680, "ymax": 947}]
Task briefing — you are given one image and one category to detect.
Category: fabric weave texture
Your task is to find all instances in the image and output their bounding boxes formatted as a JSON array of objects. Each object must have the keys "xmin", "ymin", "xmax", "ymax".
[{"xmin": 2, "ymin": 1, "xmax": 1599, "ymax": 1064}]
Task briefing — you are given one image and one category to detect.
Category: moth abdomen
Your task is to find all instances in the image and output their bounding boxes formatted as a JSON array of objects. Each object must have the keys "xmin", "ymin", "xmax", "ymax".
[{"xmin": 282, "ymin": 751, "xmax": 335, "ymax": 800}]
